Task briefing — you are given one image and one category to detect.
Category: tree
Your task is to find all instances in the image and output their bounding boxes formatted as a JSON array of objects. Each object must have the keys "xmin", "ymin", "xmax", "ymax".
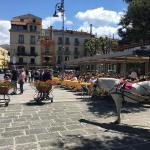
[
  {"xmin": 118, "ymin": 0, "xmax": 150, "ymax": 42},
  {"xmin": 84, "ymin": 37, "xmax": 109, "ymax": 56}
]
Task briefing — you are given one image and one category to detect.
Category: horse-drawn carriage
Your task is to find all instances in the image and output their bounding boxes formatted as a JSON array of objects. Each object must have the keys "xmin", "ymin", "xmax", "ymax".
[
  {"xmin": 97, "ymin": 78, "xmax": 150, "ymax": 124},
  {"xmin": 0, "ymin": 81, "xmax": 13, "ymax": 106},
  {"xmin": 33, "ymin": 80, "xmax": 54, "ymax": 104}
]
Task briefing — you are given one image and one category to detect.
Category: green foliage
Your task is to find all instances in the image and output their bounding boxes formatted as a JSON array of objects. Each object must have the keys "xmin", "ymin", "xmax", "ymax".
[
  {"xmin": 84, "ymin": 37, "xmax": 110, "ymax": 56},
  {"xmin": 119, "ymin": 0, "xmax": 150, "ymax": 42}
]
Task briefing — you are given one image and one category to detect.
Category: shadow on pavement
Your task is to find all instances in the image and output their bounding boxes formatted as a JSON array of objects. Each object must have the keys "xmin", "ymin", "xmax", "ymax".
[
  {"xmin": 53, "ymin": 119, "xmax": 150, "ymax": 150},
  {"xmin": 24, "ymin": 100, "xmax": 52, "ymax": 106},
  {"xmin": 82, "ymin": 95, "xmax": 150, "ymax": 118}
]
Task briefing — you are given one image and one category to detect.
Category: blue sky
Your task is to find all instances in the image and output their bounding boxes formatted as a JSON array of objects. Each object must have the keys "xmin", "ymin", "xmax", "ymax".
[{"xmin": 0, "ymin": 0, "xmax": 127, "ymax": 44}]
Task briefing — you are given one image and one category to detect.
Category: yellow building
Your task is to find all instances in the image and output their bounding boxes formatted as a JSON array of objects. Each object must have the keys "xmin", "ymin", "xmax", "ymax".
[{"xmin": 0, "ymin": 47, "xmax": 10, "ymax": 69}]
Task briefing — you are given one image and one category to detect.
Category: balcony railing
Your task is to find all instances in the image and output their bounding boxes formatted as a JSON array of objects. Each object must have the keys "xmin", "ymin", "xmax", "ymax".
[
  {"xmin": 42, "ymin": 51, "xmax": 53, "ymax": 56},
  {"xmin": 29, "ymin": 53, "xmax": 38, "ymax": 57},
  {"xmin": 64, "ymin": 51, "xmax": 71, "ymax": 55},
  {"xmin": 74, "ymin": 41, "xmax": 80, "ymax": 46},
  {"xmin": 16, "ymin": 52, "xmax": 28, "ymax": 56},
  {"xmin": 16, "ymin": 62, "xmax": 27, "ymax": 65},
  {"xmin": 57, "ymin": 50, "xmax": 63, "ymax": 55}
]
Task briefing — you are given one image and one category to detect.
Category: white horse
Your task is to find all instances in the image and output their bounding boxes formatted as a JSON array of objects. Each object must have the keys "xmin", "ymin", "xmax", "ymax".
[{"xmin": 97, "ymin": 78, "xmax": 150, "ymax": 124}]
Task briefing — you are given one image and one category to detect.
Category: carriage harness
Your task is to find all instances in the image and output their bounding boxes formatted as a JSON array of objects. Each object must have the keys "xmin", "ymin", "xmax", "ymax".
[{"xmin": 109, "ymin": 80, "xmax": 150, "ymax": 103}]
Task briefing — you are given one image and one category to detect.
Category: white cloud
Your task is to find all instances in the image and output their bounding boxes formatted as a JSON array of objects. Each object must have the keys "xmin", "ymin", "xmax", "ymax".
[
  {"xmin": 78, "ymin": 22, "xmax": 120, "ymax": 38},
  {"xmin": 42, "ymin": 13, "xmax": 62, "ymax": 28},
  {"xmin": 42, "ymin": 13, "xmax": 74, "ymax": 28},
  {"xmin": 76, "ymin": 7, "xmax": 123, "ymax": 25},
  {"xmin": 0, "ymin": 20, "xmax": 10, "ymax": 44},
  {"xmin": 75, "ymin": 7, "xmax": 124, "ymax": 38},
  {"xmin": 65, "ymin": 20, "xmax": 73, "ymax": 25}
]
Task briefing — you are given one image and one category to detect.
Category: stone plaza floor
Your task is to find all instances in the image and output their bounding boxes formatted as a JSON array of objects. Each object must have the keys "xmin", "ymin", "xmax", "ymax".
[{"xmin": 0, "ymin": 83, "xmax": 150, "ymax": 150}]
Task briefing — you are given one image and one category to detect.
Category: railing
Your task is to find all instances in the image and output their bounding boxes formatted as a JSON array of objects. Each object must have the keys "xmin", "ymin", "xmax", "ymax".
[
  {"xmin": 29, "ymin": 53, "xmax": 38, "ymax": 57},
  {"xmin": 64, "ymin": 51, "xmax": 71, "ymax": 55},
  {"xmin": 16, "ymin": 52, "xmax": 28, "ymax": 56},
  {"xmin": 42, "ymin": 51, "xmax": 52, "ymax": 55},
  {"xmin": 114, "ymin": 40, "xmax": 150, "ymax": 51},
  {"xmin": 16, "ymin": 62, "xmax": 27, "ymax": 65}
]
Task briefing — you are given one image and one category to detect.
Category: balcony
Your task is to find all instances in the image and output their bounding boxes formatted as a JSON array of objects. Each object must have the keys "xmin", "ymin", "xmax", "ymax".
[
  {"xmin": 57, "ymin": 50, "xmax": 63, "ymax": 55},
  {"xmin": 42, "ymin": 51, "xmax": 52, "ymax": 56},
  {"xmin": 74, "ymin": 41, "xmax": 80, "ymax": 46},
  {"xmin": 16, "ymin": 62, "xmax": 27, "ymax": 65},
  {"xmin": 16, "ymin": 52, "xmax": 28, "ymax": 56},
  {"xmin": 74, "ymin": 51, "xmax": 80, "ymax": 56},
  {"xmin": 64, "ymin": 50, "xmax": 71, "ymax": 55},
  {"xmin": 29, "ymin": 52, "xmax": 38, "ymax": 57}
]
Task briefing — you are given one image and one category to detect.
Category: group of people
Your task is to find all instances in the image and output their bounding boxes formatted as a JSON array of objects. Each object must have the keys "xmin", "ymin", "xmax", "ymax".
[
  {"xmin": 7, "ymin": 65, "xmax": 26, "ymax": 95},
  {"xmin": 4, "ymin": 65, "xmax": 52, "ymax": 95}
]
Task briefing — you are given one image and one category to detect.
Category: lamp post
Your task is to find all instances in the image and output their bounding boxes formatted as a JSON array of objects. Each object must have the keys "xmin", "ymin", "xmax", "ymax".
[{"xmin": 53, "ymin": 0, "xmax": 65, "ymax": 79}]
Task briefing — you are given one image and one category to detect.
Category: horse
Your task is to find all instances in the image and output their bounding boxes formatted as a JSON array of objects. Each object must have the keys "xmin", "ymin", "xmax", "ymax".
[{"xmin": 97, "ymin": 78, "xmax": 150, "ymax": 124}]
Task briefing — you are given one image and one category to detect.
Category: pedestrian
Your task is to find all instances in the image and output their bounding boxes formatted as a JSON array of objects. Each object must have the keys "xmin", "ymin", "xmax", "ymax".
[
  {"xmin": 28, "ymin": 70, "xmax": 31, "ymax": 83},
  {"xmin": 10, "ymin": 65, "xmax": 18, "ymax": 95},
  {"xmin": 18, "ymin": 68, "xmax": 26, "ymax": 94},
  {"xmin": 34, "ymin": 70, "xmax": 40, "ymax": 81}
]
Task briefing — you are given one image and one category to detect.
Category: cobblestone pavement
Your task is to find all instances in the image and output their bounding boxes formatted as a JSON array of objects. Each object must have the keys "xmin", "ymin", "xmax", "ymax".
[{"xmin": 0, "ymin": 83, "xmax": 150, "ymax": 150}]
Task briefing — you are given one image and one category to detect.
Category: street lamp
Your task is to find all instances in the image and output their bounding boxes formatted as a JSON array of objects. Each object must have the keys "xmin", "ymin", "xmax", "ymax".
[{"xmin": 53, "ymin": 0, "xmax": 65, "ymax": 79}]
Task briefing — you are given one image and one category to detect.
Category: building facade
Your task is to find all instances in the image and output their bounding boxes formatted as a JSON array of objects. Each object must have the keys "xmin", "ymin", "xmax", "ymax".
[
  {"xmin": 10, "ymin": 14, "xmax": 91, "ymax": 69},
  {"xmin": 53, "ymin": 29, "xmax": 91, "ymax": 68},
  {"xmin": 10, "ymin": 14, "xmax": 42, "ymax": 68},
  {"xmin": 0, "ymin": 47, "xmax": 10, "ymax": 69}
]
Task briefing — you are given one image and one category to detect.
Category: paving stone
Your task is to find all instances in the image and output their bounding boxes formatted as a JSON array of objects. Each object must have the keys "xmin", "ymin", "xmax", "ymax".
[
  {"xmin": 0, "ymin": 129, "xmax": 4, "ymax": 133},
  {"xmin": 0, "ymin": 119, "xmax": 12, "ymax": 124},
  {"xmin": 25, "ymin": 128, "xmax": 48, "ymax": 135},
  {"xmin": 37, "ymin": 132, "xmax": 61, "ymax": 141},
  {"xmin": 13, "ymin": 118, "xmax": 27, "ymax": 122},
  {"xmin": 39, "ymin": 139, "xmax": 63, "ymax": 148},
  {"xmin": 60, "ymin": 129, "xmax": 88, "ymax": 137},
  {"xmin": 0, "ymin": 138, "xmax": 13, "ymax": 147},
  {"xmin": 0, "ymin": 147, "xmax": 13, "ymax": 150},
  {"xmin": 47, "ymin": 126, "xmax": 66, "ymax": 133},
  {"xmin": 11, "ymin": 122, "xmax": 31, "ymax": 127},
  {"xmin": 66, "ymin": 124, "xmax": 84, "ymax": 130},
  {"xmin": 1, "ymin": 130, "xmax": 24, "ymax": 138},
  {"xmin": 15, "ymin": 135, "xmax": 37, "ymax": 144},
  {"xmin": 15, "ymin": 143, "xmax": 37, "ymax": 150},
  {"xmin": 5, "ymin": 126, "xmax": 29, "ymax": 132}
]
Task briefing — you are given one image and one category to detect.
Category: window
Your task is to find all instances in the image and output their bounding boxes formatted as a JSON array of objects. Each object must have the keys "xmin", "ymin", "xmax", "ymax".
[
  {"xmin": 57, "ymin": 47, "xmax": 62, "ymax": 54},
  {"xmin": 57, "ymin": 56, "xmax": 62, "ymax": 64},
  {"xmin": 12, "ymin": 25, "xmax": 27, "ymax": 30},
  {"xmin": 65, "ymin": 56, "xmax": 69, "ymax": 61},
  {"xmin": 65, "ymin": 37, "xmax": 70, "ymax": 45},
  {"xmin": 74, "ymin": 38, "xmax": 79, "ymax": 46},
  {"xmin": 17, "ymin": 46, "xmax": 25, "ymax": 54},
  {"xmin": 30, "ymin": 58, "xmax": 35, "ymax": 64},
  {"xmin": 20, "ymin": 19, "xmax": 24, "ymax": 22},
  {"xmin": 33, "ymin": 19, "xmax": 36, "ymax": 23},
  {"xmin": 30, "ymin": 47, "xmax": 35, "ymax": 54},
  {"xmin": 30, "ymin": 25, "xmax": 37, "ymax": 32},
  {"xmin": 64, "ymin": 47, "xmax": 70, "ymax": 55},
  {"xmin": 18, "ymin": 35, "xmax": 24, "ymax": 44},
  {"xmin": 30, "ymin": 36, "xmax": 36, "ymax": 44},
  {"xmin": 58, "ymin": 37, "xmax": 63, "ymax": 45},
  {"xmin": 19, "ymin": 57, "xmax": 23, "ymax": 63}
]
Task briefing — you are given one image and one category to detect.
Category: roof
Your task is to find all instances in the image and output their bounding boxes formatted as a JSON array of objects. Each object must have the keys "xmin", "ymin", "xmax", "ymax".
[
  {"xmin": 12, "ymin": 14, "xmax": 42, "ymax": 21},
  {"xmin": 65, "ymin": 49, "xmax": 150, "ymax": 65}
]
